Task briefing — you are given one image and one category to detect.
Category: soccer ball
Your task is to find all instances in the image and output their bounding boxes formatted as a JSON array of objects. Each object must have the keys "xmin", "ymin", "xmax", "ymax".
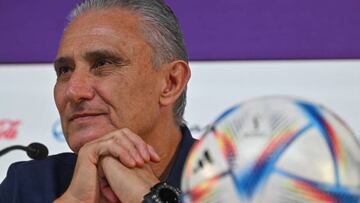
[{"xmin": 181, "ymin": 97, "xmax": 360, "ymax": 203}]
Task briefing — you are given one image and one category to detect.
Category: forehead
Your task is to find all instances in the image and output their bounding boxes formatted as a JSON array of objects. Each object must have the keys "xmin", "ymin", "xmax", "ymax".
[
  {"xmin": 57, "ymin": 8, "xmax": 148, "ymax": 57},
  {"xmin": 66, "ymin": 7, "xmax": 142, "ymax": 36}
]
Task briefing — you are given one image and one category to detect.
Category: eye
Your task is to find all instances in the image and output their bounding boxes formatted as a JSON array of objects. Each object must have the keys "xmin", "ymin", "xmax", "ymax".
[
  {"xmin": 55, "ymin": 66, "xmax": 72, "ymax": 77},
  {"xmin": 93, "ymin": 58, "xmax": 113, "ymax": 68}
]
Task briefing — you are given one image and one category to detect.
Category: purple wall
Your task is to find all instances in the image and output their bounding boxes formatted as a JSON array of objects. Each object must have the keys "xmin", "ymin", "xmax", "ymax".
[{"xmin": 1, "ymin": 0, "xmax": 360, "ymax": 63}]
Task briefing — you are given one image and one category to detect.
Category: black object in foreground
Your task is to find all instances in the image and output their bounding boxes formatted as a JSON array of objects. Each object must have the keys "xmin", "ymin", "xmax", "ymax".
[{"xmin": 0, "ymin": 142, "xmax": 48, "ymax": 160}]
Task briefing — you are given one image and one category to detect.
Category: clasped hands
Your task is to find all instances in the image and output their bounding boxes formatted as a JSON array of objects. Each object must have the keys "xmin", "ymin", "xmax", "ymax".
[{"xmin": 54, "ymin": 128, "xmax": 161, "ymax": 203}]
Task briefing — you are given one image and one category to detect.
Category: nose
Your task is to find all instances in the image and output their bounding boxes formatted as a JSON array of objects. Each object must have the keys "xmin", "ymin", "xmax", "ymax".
[{"xmin": 65, "ymin": 70, "xmax": 95, "ymax": 103}]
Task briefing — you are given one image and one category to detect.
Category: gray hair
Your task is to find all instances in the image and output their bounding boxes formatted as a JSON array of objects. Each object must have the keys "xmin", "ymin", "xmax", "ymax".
[{"xmin": 70, "ymin": 0, "xmax": 189, "ymax": 126}]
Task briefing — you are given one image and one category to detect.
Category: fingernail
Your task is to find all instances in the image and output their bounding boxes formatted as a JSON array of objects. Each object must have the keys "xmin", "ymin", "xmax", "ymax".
[
  {"xmin": 142, "ymin": 149, "xmax": 151, "ymax": 162},
  {"xmin": 128, "ymin": 157, "xmax": 136, "ymax": 167},
  {"xmin": 148, "ymin": 145, "xmax": 160, "ymax": 161},
  {"xmin": 135, "ymin": 155, "xmax": 145, "ymax": 166}
]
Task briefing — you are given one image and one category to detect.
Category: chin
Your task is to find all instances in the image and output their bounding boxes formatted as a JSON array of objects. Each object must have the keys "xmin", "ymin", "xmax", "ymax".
[{"xmin": 67, "ymin": 128, "xmax": 113, "ymax": 153}]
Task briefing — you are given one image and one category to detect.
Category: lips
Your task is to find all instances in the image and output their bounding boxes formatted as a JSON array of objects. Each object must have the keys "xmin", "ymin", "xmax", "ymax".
[{"xmin": 69, "ymin": 112, "xmax": 106, "ymax": 122}]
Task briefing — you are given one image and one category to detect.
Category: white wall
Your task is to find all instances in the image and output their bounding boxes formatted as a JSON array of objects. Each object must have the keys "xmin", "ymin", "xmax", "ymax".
[
  {"xmin": 185, "ymin": 60, "xmax": 360, "ymax": 139},
  {"xmin": 0, "ymin": 60, "xmax": 359, "ymax": 181}
]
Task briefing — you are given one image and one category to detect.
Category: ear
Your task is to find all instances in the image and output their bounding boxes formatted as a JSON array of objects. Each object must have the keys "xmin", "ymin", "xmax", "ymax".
[{"xmin": 159, "ymin": 60, "xmax": 191, "ymax": 107}]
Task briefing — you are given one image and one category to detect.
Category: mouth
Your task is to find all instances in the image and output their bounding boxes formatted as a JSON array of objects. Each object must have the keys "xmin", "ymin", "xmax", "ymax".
[{"xmin": 69, "ymin": 112, "xmax": 107, "ymax": 122}]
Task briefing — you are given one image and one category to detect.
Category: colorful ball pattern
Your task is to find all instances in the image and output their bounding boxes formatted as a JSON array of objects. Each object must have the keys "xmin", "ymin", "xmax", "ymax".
[{"xmin": 181, "ymin": 97, "xmax": 360, "ymax": 203}]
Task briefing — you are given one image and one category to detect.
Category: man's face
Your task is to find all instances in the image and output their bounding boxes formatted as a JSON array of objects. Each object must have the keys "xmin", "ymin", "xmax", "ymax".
[{"xmin": 54, "ymin": 8, "xmax": 163, "ymax": 152}]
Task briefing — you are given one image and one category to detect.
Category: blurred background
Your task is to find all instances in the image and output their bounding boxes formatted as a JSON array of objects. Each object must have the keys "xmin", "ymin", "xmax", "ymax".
[{"xmin": 0, "ymin": 0, "xmax": 359, "ymax": 181}]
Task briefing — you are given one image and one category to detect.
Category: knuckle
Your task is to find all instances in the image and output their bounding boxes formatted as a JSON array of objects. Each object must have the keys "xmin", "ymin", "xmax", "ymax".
[
  {"xmin": 118, "ymin": 147, "xmax": 129, "ymax": 157},
  {"xmin": 113, "ymin": 127, "xmax": 130, "ymax": 135},
  {"xmin": 77, "ymin": 146, "xmax": 87, "ymax": 155},
  {"xmin": 106, "ymin": 132, "xmax": 122, "ymax": 143},
  {"xmin": 110, "ymin": 129, "xmax": 124, "ymax": 137},
  {"xmin": 137, "ymin": 141, "xmax": 147, "ymax": 149},
  {"xmin": 113, "ymin": 136, "xmax": 123, "ymax": 145},
  {"xmin": 79, "ymin": 142, "xmax": 92, "ymax": 153},
  {"xmin": 122, "ymin": 128, "xmax": 131, "ymax": 133}
]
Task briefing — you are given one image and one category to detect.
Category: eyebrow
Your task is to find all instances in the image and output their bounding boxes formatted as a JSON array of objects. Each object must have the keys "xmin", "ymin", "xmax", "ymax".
[
  {"xmin": 84, "ymin": 49, "xmax": 127, "ymax": 64},
  {"xmin": 53, "ymin": 49, "xmax": 129, "ymax": 71},
  {"xmin": 53, "ymin": 57, "xmax": 75, "ymax": 71}
]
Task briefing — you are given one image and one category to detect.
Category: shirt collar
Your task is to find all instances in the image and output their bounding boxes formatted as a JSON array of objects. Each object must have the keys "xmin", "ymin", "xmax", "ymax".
[{"xmin": 166, "ymin": 125, "xmax": 197, "ymax": 188}]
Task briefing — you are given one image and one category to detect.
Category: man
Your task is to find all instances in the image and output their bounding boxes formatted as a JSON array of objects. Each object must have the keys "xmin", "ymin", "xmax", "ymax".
[{"xmin": 0, "ymin": 0, "xmax": 195, "ymax": 202}]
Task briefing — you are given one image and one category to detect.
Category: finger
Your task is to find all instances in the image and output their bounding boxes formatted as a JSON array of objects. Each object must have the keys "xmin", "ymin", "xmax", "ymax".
[
  {"xmin": 147, "ymin": 144, "xmax": 161, "ymax": 162},
  {"xmin": 101, "ymin": 156, "xmax": 159, "ymax": 203},
  {"xmin": 98, "ymin": 159, "xmax": 106, "ymax": 179},
  {"xmin": 97, "ymin": 129, "xmax": 148, "ymax": 165},
  {"xmin": 122, "ymin": 129, "xmax": 151, "ymax": 162},
  {"xmin": 97, "ymin": 139, "xmax": 137, "ymax": 168},
  {"xmin": 98, "ymin": 159, "xmax": 121, "ymax": 203},
  {"xmin": 84, "ymin": 128, "xmax": 150, "ymax": 167},
  {"xmin": 112, "ymin": 134, "xmax": 145, "ymax": 167},
  {"xmin": 99, "ymin": 178, "xmax": 121, "ymax": 203},
  {"xmin": 88, "ymin": 138, "xmax": 136, "ymax": 168}
]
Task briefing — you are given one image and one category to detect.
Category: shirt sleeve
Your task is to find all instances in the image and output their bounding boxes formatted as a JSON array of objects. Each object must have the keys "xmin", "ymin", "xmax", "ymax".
[{"xmin": 0, "ymin": 163, "xmax": 19, "ymax": 203}]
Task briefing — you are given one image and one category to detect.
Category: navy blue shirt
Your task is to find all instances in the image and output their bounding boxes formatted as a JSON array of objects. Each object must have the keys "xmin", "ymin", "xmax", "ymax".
[{"xmin": 0, "ymin": 126, "xmax": 196, "ymax": 203}]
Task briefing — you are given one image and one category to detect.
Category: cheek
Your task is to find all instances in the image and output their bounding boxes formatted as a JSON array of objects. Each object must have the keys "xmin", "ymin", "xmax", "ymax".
[
  {"xmin": 54, "ymin": 83, "xmax": 69, "ymax": 135},
  {"xmin": 130, "ymin": 75, "xmax": 162, "ymax": 119},
  {"xmin": 95, "ymin": 75, "xmax": 160, "ymax": 126},
  {"xmin": 94, "ymin": 79, "xmax": 128, "ymax": 124},
  {"xmin": 54, "ymin": 83, "xmax": 65, "ymax": 112}
]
